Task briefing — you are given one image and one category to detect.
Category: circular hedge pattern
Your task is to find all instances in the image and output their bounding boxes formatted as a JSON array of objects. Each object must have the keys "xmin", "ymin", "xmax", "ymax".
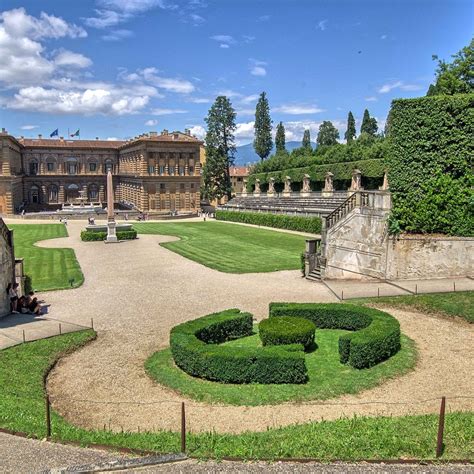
[{"xmin": 259, "ymin": 316, "xmax": 315, "ymax": 350}]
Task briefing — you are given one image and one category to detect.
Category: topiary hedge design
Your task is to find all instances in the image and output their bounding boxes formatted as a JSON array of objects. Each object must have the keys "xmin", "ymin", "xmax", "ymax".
[
  {"xmin": 169, "ymin": 304, "xmax": 401, "ymax": 384},
  {"xmin": 170, "ymin": 309, "xmax": 308, "ymax": 384},
  {"xmin": 80, "ymin": 230, "xmax": 137, "ymax": 241},
  {"xmin": 247, "ymin": 158, "xmax": 385, "ymax": 191},
  {"xmin": 216, "ymin": 210, "xmax": 322, "ymax": 234},
  {"xmin": 269, "ymin": 303, "xmax": 401, "ymax": 369},
  {"xmin": 259, "ymin": 316, "xmax": 315, "ymax": 350},
  {"xmin": 387, "ymin": 94, "xmax": 474, "ymax": 236}
]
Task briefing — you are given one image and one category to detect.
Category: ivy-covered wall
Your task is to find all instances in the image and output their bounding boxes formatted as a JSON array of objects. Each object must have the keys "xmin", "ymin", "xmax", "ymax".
[
  {"xmin": 247, "ymin": 158, "xmax": 385, "ymax": 190},
  {"xmin": 387, "ymin": 94, "xmax": 474, "ymax": 236}
]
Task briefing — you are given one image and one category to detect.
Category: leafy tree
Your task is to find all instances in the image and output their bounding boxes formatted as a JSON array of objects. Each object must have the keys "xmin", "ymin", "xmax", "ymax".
[
  {"xmin": 344, "ymin": 111, "xmax": 356, "ymax": 143},
  {"xmin": 317, "ymin": 121, "xmax": 339, "ymax": 146},
  {"xmin": 360, "ymin": 109, "xmax": 378, "ymax": 136},
  {"xmin": 253, "ymin": 92, "xmax": 273, "ymax": 161},
  {"xmin": 427, "ymin": 38, "xmax": 474, "ymax": 96},
  {"xmin": 202, "ymin": 96, "xmax": 236, "ymax": 200},
  {"xmin": 275, "ymin": 121, "xmax": 286, "ymax": 152},
  {"xmin": 302, "ymin": 129, "xmax": 312, "ymax": 150}
]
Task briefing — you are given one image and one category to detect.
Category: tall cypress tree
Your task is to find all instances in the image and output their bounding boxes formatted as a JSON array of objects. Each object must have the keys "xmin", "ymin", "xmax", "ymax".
[
  {"xmin": 202, "ymin": 96, "xmax": 236, "ymax": 201},
  {"xmin": 275, "ymin": 121, "xmax": 286, "ymax": 152},
  {"xmin": 302, "ymin": 129, "xmax": 312, "ymax": 150},
  {"xmin": 317, "ymin": 121, "xmax": 339, "ymax": 146},
  {"xmin": 360, "ymin": 109, "xmax": 378, "ymax": 136},
  {"xmin": 344, "ymin": 111, "xmax": 356, "ymax": 143},
  {"xmin": 253, "ymin": 92, "xmax": 273, "ymax": 161}
]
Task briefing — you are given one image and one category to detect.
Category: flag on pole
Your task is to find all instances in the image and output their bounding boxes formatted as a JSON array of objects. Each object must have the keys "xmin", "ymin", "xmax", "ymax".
[
  {"xmin": 50, "ymin": 128, "xmax": 59, "ymax": 137},
  {"xmin": 70, "ymin": 129, "xmax": 80, "ymax": 137}
]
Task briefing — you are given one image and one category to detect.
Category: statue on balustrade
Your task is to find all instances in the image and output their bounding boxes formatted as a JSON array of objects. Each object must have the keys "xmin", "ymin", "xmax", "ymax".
[{"xmin": 268, "ymin": 177, "xmax": 275, "ymax": 195}]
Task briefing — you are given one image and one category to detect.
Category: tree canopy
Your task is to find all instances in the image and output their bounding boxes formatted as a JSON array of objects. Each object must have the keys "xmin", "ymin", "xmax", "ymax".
[
  {"xmin": 302, "ymin": 129, "xmax": 312, "ymax": 150},
  {"xmin": 275, "ymin": 121, "xmax": 286, "ymax": 152},
  {"xmin": 317, "ymin": 121, "xmax": 339, "ymax": 146},
  {"xmin": 360, "ymin": 109, "xmax": 378, "ymax": 136},
  {"xmin": 253, "ymin": 92, "xmax": 273, "ymax": 161},
  {"xmin": 344, "ymin": 111, "xmax": 356, "ymax": 143}
]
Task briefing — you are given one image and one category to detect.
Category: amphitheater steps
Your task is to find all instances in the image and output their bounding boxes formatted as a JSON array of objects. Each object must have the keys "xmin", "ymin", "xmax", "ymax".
[{"xmin": 306, "ymin": 268, "xmax": 322, "ymax": 281}]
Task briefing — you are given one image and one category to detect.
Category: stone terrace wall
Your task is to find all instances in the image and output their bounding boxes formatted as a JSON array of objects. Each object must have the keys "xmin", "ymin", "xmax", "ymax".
[{"xmin": 0, "ymin": 218, "xmax": 14, "ymax": 316}]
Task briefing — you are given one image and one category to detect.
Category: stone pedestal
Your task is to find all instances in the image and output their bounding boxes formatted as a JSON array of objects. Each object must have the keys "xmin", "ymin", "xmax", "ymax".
[
  {"xmin": 348, "ymin": 169, "xmax": 363, "ymax": 192},
  {"xmin": 241, "ymin": 179, "xmax": 248, "ymax": 197},
  {"xmin": 106, "ymin": 219, "xmax": 118, "ymax": 243},
  {"xmin": 322, "ymin": 171, "xmax": 334, "ymax": 197},
  {"xmin": 253, "ymin": 179, "xmax": 261, "ymax": 197},
  {"xmin": 282, "ymin": 176, "xmax": 292, "ymax": 197},
  {"xmin": 301, "ymin": 174, "xmax": 311, "ymax": 197},
  {"xmin": 267, "ymin": 177, "xmax": 275, "ymax": 197}
]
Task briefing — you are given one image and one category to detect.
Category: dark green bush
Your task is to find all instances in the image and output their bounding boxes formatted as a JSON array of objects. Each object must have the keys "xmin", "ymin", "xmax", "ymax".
[
  {"xmin": 269, "ymin": 303, "xmax": 400, "ymax": 368},
  {"xmin": 80, "ymin": 230, "xmax": 137, "ymax": 241},
  {"xmin": 216, "ymin": 210, "xmax": 322, "ymax": 234},
  {"xmin": 387, "ymin": 94, "xmax": 474, "ymax": 236},
  {"xmin": 170, "ymin": 309, "xmax": 307, "ymax": 384},
  {"xmin": 259, "ymin": 316, "xmax": 316, "ymax": 350}
]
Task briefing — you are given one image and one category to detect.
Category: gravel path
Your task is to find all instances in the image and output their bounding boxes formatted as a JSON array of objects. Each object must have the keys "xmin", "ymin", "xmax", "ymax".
[{"xmin": 9, "ymin": 220, "xmax": 472, "ymax": 434}]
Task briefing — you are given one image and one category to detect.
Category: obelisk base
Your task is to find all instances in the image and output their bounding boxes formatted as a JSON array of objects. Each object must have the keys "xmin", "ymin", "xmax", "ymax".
[{"xmin": 106, "ymin": 219, "xmax": 118, "ymax": 243}]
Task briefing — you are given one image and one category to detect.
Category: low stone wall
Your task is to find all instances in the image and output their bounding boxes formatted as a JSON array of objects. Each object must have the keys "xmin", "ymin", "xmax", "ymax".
[
  {"xmin": 0, "ymin": 219, "xmax": 14, "ymax": 316},
  {"xmin": 386, "ymin": 235, "xmax": 474, "ymax": 280}
]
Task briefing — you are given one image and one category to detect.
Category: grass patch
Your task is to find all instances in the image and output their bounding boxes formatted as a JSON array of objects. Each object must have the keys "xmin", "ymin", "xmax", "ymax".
[
  {"xmin": 134, "ymin": 221, "xmax": 306, "ymax": 273},
  {"xmin": 357, "ymin": 291, "xmax": 474, "ymax": 324},
  {"xmin": 146, "ymin": 326, "xmax": 416, "ymax": 405},
  {"xmin": 8, "ymin": 224, "xmax": 84, "ymax": 291},
  {"xmin": 0, "ymin": 331, "xmax": 472, "ymax": 460}
]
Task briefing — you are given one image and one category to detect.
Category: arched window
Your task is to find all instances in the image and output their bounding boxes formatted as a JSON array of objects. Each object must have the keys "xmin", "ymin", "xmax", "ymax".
[
  {"xmin": 88, "ymin": 184, "xmax": 99, "ymax": 201},
  {"xmin": 29, "ymin": 159, "xmax": 39, "ymax": 175},
  {"xmin": 46, "ymin": 157, "xmax": 56, "ymax": 172},
  {"xmin": 104, "ymin": 159, "xmax": 113, "ymax": 173},
  {"xmin": 66, "ymin": 158, "xmax": 78, "ymax": 175},
  {"xmin": 48, "ymin": 185, "xmax": 58, "ymax": 203},
  {"xmin": 30, "ymin": 185, "xmax": 40, "ymax": 203},
  {"xmin": 88, "ymin": 160, "xmax": 98, "ymax": 172}
]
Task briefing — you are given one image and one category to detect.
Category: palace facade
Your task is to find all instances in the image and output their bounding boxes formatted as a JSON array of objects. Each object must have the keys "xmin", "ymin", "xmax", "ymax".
[{"xmin": 0, "ymin": 128, "xmax": 202, "ymax": 215}]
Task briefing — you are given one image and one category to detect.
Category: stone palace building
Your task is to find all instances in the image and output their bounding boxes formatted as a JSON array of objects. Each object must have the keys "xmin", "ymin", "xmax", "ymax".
[{"xmin": 0, "ymin": 128, "xmax": 202, "ymax": 215}]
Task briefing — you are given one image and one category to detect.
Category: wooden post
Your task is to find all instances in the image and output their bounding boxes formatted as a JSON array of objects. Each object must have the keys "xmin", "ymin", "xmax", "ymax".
[
  {"xmin": 377, "ymin": 287, "xmax": 380, "ymax": 298},
  {"xmin": 22, "ymin": 330, "xmax": 26, "ymax": 343},
  {"xmin": 453, "ymin": 282, "xmax": 456, "ymax": 292},
  {"xmin": 91, "ymin": 318, "xmax": 94, "ymax": 330},
  {"xmin": 415, "ymin": 284, "xmax": 418, "ymax": 295},
  {"xmin": 341, "ymin": 290, "xmax": 344, "ymax": 301},
  {"xmin": 59, "ymin": 323, "xmax": 62, "ymax": 335},
  {"xmin": 45, "ymin": 395, "xmax": 51, "ymax": 438},
  {"xmin": 436, "ymin": 396, "xmax": 446, "ymax": 458},
  {"xmin": 181, "ymin": 402, "xmax": 186, "ymax": 453}
]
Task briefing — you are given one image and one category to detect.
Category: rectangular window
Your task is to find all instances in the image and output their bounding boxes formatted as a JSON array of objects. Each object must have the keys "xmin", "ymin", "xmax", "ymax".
[
  {"xmin": 67, "ymin": 163, "xmax": 77, "ymax": 175},
  {"xmin": 47, "ymin": 162, "xmax": 54, "ymax": 172},
  {"xmin": 169, "ymin": 167, "xmax": 175, "ymax": 176},
  {"xmin": 191, "ymin": 183, "xmax": 194, "ymax": 189},
  {"xmin": 89, "ymin": 163, "xmax": 97, "ymax": 172},
  {"xmin": 189, "ymin": 166, "xmax": 194, "ymax": 175},
  {"xmin": 179, "ymin": 167, "xmax": 185, "ymax": 176},
  {"xmin": 180, "ymin": 183, "xmax": 185, "ymax": 190},
  {"xmin": 148, "ymin": 166, "xmax": 155, "ymax": 174},
  {"xmin": 29, "ymin": 162, "xmax": 38, "ymax": 175},
  {"xmin": 159, "ymin": 165, "xmax": 166, "ymax": 175},
  {"xmin": 160, "ymin": 183, "xmax": 166, "ymax": 190}
]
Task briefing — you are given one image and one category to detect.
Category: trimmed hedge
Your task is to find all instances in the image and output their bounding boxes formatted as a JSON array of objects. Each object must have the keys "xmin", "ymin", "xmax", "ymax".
[
  {"xmin": 80, "ymin": 230, "xmax": 137, "ymax": 241},
  {"xmin": 259, "ymin": 316, "xmax": 316, "ymax": 350},
  {"xmin": 269, "ymin": 303, "xmax": 401, "ymax": 369},
  {"xmin": 387, "ymin": 94, "xmax": 474, "ymax": 236},
  {"xmin": 247, "ymin": 158, "xmax": 385, "ymax": 191},
  {"xmin": 216, "ymin": 210, "xmax": 322, "ymax": 234},
  {"xmin": 170, "ymin": 309, "xmax": 308, "ymax": 384}
]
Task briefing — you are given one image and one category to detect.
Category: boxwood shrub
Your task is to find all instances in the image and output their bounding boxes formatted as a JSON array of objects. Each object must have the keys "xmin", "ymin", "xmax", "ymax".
[
  {"xmin": 170, "ymin": 309, "xmax": 308, "ymax": 384},
  {"xmin": 269, "ymin": 303, "xmax": 400, "ymax": 369},
  {"xmin": 80, "ymin": 230, "xmax": 137, "ymax": 241},
  {"xmin": 259, "ymin": 316, "xmax": 315, "ymax": 350},
  {"xmin": 216, "ymin": 210, "xmax": 322, "ymax": 234}
]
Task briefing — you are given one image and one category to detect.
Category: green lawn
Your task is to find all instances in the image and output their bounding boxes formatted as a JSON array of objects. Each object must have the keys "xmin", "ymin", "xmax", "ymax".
[
  {"xmin": 357, "ymin": 291, "xmax": 474, "ymax": 324},
  {"xmin": 134, "ymin": 221, "xmax": 306, "ymax": 273},
  {"xmin": 0, "ymin": 330, "xmax": 471, "ymax": 460},
  {"xmin": 8, "ymin": 224, "xmax": 83, "ymax": 291},
  {"xmin": 146, "ymin": 326, "xmax": 416, "ymax": 406}
]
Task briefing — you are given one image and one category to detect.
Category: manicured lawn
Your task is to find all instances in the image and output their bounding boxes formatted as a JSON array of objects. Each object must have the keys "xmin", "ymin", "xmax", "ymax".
[
  {"xmin": 8, "ymin": 224, "xmax": 83, "ymax": 291},
  {"xmin": 0, "ymin": 331, "xmax": 471, "ymax": 460},
  {"xmin": 146, "ymin": 326, "xmax": 416, "ymax": 406},
  {"xmin": 133, "ymin": 221, "xmax": 306, "ymax": 273},
  {"xmin": 357, "ymin": 291, "xmax": 474, "ymax": 324}
]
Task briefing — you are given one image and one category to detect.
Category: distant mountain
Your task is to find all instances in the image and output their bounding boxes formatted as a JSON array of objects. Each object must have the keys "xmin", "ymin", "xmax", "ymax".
[{"xmin": 234, "ymin": 141, "xmax": 312, "ymax": 166}]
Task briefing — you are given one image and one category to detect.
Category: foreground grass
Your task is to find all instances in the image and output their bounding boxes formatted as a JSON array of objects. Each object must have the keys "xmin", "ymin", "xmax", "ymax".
[
  {"xmin": 8, "ymin": 224, "xmax": 83, "ymax": 291},
  {"xmin": 134, "ymin": 221, "xmax": 306, "ymax": 273},
  {"xmin": 1, "ymin": 331, "xmax": 472, "ymax": 460},
  {"xmin": 146, "ymin": 327, "xmax": 416, "ymax": 405},
  {"xmin": 357, "ymin": 291, "xmax": 474, "ymax": 324}
]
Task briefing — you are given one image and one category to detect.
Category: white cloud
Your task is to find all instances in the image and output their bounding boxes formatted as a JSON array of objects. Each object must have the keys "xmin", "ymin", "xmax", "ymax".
[
  {"xmin": 365, "ymin": 96, "xmax": 377, "ymax": 102},
  {"xmin": 7, "ymin": 84, "xmax": 155, "ymax": 116},
  {"xmin": 275, "ymin": 104, "xmax": 324, "ymax": 114},
  {"xmin": 0, "ymin": 8, "xmax": 87, "ymax": 87},
  {"xmin": 241, "ymin": 94, "xmax": 259, "ymax": 104},
  {"xmin": 220, "ymin": 43, "xmax": 230, "ymax": 49},
  {"xmin": 216, "ymin": 89, "xmax": 242, "ymax": 98},
  {"xmin": 378, "ymin": 80, "xmax": 424, "ymax": 93},
  {"xmin": 187, "ymin": 97, "xmax": 211, "ymax": 103},
  {"xmin": 316, "ymin": 19, "xmax": 328, "ymax": 31},
  {"xmin": 234, "ymin": 121, "xmax": 255, "ymax": 144},
  {"xmin": 54, "ymin": 50, "xmax": 92, "ymax": 68},
  {"xmin": 121, "ymin": 67, "xmax": 195, "ymax": 93},
  {"xmin": 107, "ymin": 136, "xmax": 119, "ymax": 140},
  {"xmin": 236, "ymin": 108, "xmax": 255, "ymax": 117},
  {"xmin": 257, "ymin": 15, "xmax": 270, "ymax": 22},
  {"xmin": 189, "ymin": 124, "xmax": 205, "ymax": 139},
  {"xmin": 243, "ymin": 35, "xmax": 255, "ymax": 43},
  {"xmin": 84, "ymin": 9, "xmax": 124, "ymax": 28},
  {"xmin": 151, "ymin": 108, "xmax": 187, "ymax": 115},
  {"xmin": 189, "ymin": 14, "xmax": 205, "ymax": 25},
  {"xmin": 210, "ymin": 34, "xmax": 235, "ymax": 48},
  {"xmin": 145, "ymin": 119, "xmax": 158, "ymax": 126},
  {"xmin": 380, "ymin": 34, "xmax": 387, "ymax": 40},
  {"xmin": 20, "ymin": 124, "xmax": 39, "ymax": 130},
  {"xmin": 250, "ymin": 66, "xmax": 266, "ymax": 76},
  {"xmin": 102, "ymin": 29, "xmax": 133, "ymax": 40}
]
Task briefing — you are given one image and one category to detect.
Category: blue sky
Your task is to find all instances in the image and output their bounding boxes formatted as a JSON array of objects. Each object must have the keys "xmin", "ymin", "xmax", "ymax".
[{"xmin": 0, "ymin": 0, "xmax": 472, "ymax": 144}]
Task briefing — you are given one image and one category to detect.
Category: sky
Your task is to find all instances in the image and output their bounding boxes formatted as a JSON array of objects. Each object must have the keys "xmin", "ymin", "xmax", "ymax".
[{"xmin": 0, "ymin": 0, "xmax": 472, "ymax": 145}]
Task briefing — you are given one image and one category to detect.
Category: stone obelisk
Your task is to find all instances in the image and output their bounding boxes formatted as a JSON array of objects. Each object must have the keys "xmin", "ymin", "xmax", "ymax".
[{"xmin": 106, "ymin": 170, "xmax": 118, "ymax": 243}]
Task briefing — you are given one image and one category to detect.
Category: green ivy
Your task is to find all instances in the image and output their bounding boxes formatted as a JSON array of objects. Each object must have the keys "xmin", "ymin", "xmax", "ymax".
[{"xmin": 387, "ymin": 94, "xmax": 474, "ymax": 236}]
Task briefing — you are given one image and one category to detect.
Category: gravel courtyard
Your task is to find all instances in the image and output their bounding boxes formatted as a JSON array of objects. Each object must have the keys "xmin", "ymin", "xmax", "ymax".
[{"xmin": 11, "ymin": 220, "xmax": 472, "ymax": 434}]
